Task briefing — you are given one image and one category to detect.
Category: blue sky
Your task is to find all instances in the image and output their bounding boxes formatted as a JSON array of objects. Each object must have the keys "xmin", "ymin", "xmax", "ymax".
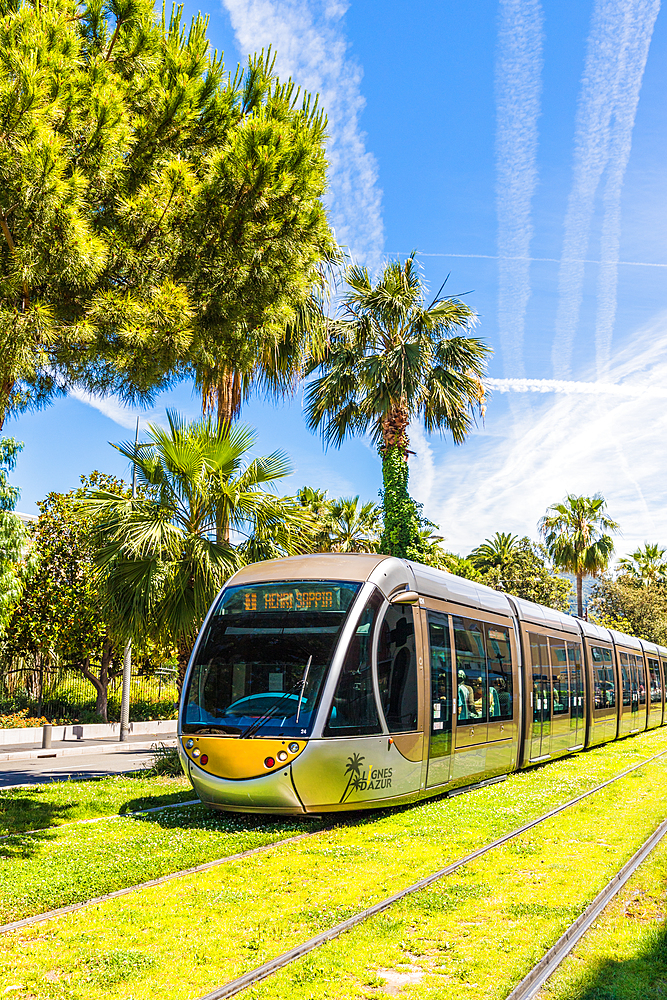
[{"xmin": 13, "ymin": 0, "xmax": 667, "ymax": 557}]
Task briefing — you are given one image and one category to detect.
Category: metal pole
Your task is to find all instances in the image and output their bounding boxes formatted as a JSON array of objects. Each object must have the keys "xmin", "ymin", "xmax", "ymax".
[{"xmin": 119, "ymin": 417, "xmax": 139, "ymax": 743}]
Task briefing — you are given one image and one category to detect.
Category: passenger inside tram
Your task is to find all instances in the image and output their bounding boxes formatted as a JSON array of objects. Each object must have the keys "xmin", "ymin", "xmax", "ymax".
[{"xmin": 457, "ymin": 669, "xmax": 475, "ymax": 718}]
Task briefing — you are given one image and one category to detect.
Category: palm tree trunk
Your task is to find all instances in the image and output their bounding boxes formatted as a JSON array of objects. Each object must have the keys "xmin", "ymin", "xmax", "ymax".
[
  {"xmin": 576, "ymin": 572, "xmax": 584, "ymax": 618},
  {"xmin": 380, "ymin": 445, "xmax": 420, "ymax": 560},
  {"xmin": 176, "ymin": 642, "xmax": 191, "ymax": 694},
  {"xmin": 381, "ymin": 405, "xmax": 410, "ymax": 454},
  {"xmin": 379, "ymin": 403, "xmax": 423, "ymax": 560}
]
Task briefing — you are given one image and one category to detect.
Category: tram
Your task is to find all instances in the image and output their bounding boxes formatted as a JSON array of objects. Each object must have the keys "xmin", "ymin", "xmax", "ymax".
[{"xmin": 178, "ymin": 553, "xmax": 667, "ymax": 814}]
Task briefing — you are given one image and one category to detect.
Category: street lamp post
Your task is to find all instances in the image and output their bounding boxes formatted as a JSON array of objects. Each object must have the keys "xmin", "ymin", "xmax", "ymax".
[{"xmin": 119, "ymin": 418, "xmax": 139, "ymax": 743}]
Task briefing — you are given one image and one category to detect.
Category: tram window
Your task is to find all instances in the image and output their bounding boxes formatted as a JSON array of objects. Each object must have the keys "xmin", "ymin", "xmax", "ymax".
[
  {"xmin": 377, "ymin": 606, "xmax": 418, "ymax": 732},
  {"xmin": 453, "ymin": 617, "xmax": 487, "ymax": 723},
  {"xmin": 648, "ymin": 658, "xmax": 662, "ymax": 703},
  {"xmin": 324, "ymin": 591, "xmax": 383, "ymax": 737},
  {"xmin": 183, "ymin": 578, "xmax": 362, "ymax": 738},
  {"xmin": 549, "ymin": 639, "xmax": 569, "ymax": 716},
  {"xmin": 428, "ymin": 613, "xmax": 452, "ymax": 756},
  {"xmin": 485, "ymin": 624, "xmax": 512, "ymax": 721},
  {"xmin": 590, "ymin": 646, "xmax": 614, "ymax": 709}
]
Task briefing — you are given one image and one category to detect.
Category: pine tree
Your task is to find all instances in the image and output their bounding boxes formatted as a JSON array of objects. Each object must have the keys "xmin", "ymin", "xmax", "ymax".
[{"xmin": 0, "ymin": 1, "xmax": 336, "ymax": 428}]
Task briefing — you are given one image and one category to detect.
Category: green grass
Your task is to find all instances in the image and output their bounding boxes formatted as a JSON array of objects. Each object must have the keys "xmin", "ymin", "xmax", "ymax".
[
  {"xmin": 3, "ymin": 728, "xmax": 667, "ymax": 998},
  {"xmin": 0, "ymin": 773, "xmax": 195, "ymax": 836},
  {"xmin": 536, "ymin": 835, "xmax": 667, "ymax": 999}
]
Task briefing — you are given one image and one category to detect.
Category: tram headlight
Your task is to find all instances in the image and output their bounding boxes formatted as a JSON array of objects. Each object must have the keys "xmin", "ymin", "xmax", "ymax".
[
  {"xmin": 264, "ymin": 757, "xmax": 275, "ymax": 768},
  {"xmin": 193, "ymin": 749, "xmax": 201, "ymax": 758},
  {"xmin": 277, "ymin": 751, "xmax": 288, "ymax": 762},
  {"xmin": 185, "ymin": 739, "xmax": 194, "ymax": 749},
  {"xmin": 288, "ymin": 742, "xmax": 299, "ymax": 753}
]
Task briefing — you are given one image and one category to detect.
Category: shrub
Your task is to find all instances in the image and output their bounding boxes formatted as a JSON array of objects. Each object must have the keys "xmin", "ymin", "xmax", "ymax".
[{"xmin": 0, "ymin": 707, "xmax": 49, "ymax": 729}]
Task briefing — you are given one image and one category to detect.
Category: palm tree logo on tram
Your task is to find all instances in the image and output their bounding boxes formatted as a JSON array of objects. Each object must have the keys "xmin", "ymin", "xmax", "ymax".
[{"xmin": 340, "ymin": 753, "xmax": 365, "ymax": 803}]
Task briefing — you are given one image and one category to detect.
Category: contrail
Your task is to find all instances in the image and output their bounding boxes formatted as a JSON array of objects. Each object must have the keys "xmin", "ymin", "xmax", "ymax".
[
  {"xmin": 487, "ymin": 376, "xmax": 667, "ymax": 399},
  {"xmin": 495, "ymin": 0, "xmax": 543, "ymax": 379},
  {"xmin": 552, "ymin": 0, "xmax": 636, "ymax": 379},
  {"xmin": 221, "ymin": 0, "xmax": 384, "ymax": 267},
  {"xmin": 595, "ymin": 0, "xmax": 660, "ymax": 378},
  {"xmin": 387, "ymin": 252, "xmax": 667, "ymax": 267}
]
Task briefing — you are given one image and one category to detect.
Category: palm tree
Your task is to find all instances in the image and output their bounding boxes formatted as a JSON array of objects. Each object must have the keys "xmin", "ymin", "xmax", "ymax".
[
  {"xmin": 539, "ymin": 494, "xmax": 619, "ymax": 618},
  {"xmin": 86, "ymin": 412, "xmax": 312, "ymax": 685},
  {"xmin": 618, "ymin": 543, "xmax": 667, "ymax": 586},
  {"xmin": 329, "ymin": 496, "xmax": 382, "ymax": 553},
  {"xmin": 468, "ymin": 532, "xmax": 520, "ymax": 570},
  {"xmin": 297, "ymin": 486, "xmax": 337, "ymax": 551},
  {"xmin": 305, "ymin": 255, "xmax": 489, "ymax": 560}
]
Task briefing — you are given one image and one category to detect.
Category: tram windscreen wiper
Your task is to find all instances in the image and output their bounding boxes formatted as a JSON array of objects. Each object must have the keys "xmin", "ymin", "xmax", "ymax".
[{"xmin": 243, "ymin": 656, "xmax": 313, "ymax": 739}]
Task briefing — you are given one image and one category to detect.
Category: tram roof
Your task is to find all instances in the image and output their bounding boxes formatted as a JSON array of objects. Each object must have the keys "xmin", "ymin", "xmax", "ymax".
[
  {"xmin": 227, "ymin": 553, "xmax": 391, "ymax": 586},
  {"xmin": 576, "ymin": 619, "xmax": 613, "ymax": 643},
  {"xmin": 606, "ymin": 627, "xmax": 643, "ymax": 651},
  {"xmin": 506, "ymin": 595, "xmax": 581, "ymax": 635},
  {"xmin": 407, "ymin": 561, "xmax": 514, "ymax": 616}
]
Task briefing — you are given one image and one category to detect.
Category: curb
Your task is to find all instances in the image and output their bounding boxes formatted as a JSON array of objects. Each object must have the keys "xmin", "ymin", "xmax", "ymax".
[{"xmin": 0, "ymin": 737, "xmax": 177, "ymax": 763}]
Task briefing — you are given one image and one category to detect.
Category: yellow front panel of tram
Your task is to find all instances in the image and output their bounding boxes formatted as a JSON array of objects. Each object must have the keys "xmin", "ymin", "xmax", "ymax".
[{"xmin": 181, "ymin": 735, "xmax": 306, "ymax": 780}]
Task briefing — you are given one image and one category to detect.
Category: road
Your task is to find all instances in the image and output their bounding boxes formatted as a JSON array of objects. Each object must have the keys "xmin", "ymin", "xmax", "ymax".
[{"xmin": 0, "ymin": 746, "xmax": 159, "ymax": 787}]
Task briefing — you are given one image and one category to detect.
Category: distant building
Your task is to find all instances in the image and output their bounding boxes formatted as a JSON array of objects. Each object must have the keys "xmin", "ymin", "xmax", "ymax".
[{"xmin": 15, "ymin": 512, "xmax": 37, "ymax": 527}]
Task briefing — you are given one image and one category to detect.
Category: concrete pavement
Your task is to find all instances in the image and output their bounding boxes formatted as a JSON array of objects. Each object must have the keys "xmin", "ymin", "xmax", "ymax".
[
  {"xmin": 0, "ymin": 745, "xmax": 166, "ymax": 787},
  {"xmin": 0, "ymin": 724, "xmax": 179, "ymax": 787}
]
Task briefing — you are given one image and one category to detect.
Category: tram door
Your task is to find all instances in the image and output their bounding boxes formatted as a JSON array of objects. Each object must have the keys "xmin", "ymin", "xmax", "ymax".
[
  {"xmin": 618, "ymin": 651, "xmax": 641, "ymax": 735},
  {"xmin": 426, "ymin": 612, "xmax": 453, "ymax": 788},
  {"xmin": 549, "ymin": 638, "xmax": 570, "ymax": 754},
  {"xmin": 529, "ymin": 633, "xmax": 551, "ymax": 760},
  {"xmin": 646, "ymin": 657, "xmax": 662, "ymax": 729},
  {"xmin": 636, "ymin": 654, "xmax": 648, "ymax": 729},
  {"xmin": 568, "ymin": 642, "xmax": 585, "ymax": 747}
]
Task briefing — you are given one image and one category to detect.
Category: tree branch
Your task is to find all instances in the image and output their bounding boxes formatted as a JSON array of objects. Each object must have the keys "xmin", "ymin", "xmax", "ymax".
[{"xmin": 0, "ymin": 211, "xmax": 29, "ymax": 310}]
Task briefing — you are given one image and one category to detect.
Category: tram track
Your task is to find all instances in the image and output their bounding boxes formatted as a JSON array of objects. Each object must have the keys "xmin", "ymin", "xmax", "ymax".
[
  {"xmin": 1, "ymin": 742, "xmax": 654, "ymax": 990},
  {"xmin": 185, "ymin": 745, "xmax": 667, "ymax": 1000},
  {"xmin": 0, "ymin": 797, "xmax": 201, "ymax": 842},
  {"xmin": 505, "ymin": 815, "xmax": 667, "ymax": 1000},
  {"xmin": 4, "ymin": 742, "xmax": 667, "ymax": 995}
]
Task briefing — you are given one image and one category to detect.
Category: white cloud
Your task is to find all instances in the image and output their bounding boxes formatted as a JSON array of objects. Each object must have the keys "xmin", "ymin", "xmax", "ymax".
[
  {"xmin": 68, "ymin": 387, "xmax": 160, "ymax": 430},
  {"xmin": 221, "ymin": 0, "xmax": 384, "ymax": 267},
  {"xmin": 552, "ymin": 0, "xmax": 660, "ymax": 379},
  {"xmin": 409, "ymin": 310, "xmax": 667, "ymax": 558},
  {"xmin": 495, "ymin": 0, "xmax": 543, "ymax": 378},
  {"xmin": 486, "ymin": 376, "xmax": 667, "ymax": 399}
]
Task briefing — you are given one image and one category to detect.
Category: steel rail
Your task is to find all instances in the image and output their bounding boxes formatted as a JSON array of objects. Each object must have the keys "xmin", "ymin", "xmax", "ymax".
[
  {"xmin": 4, "ymin": 745, "xmax": 667, "ymax": 945},
  {"xmin": 0, "ymin": 830, "xmax": 318, "ymax": 936},
  {"xmin": 0, "ymin": 798, "xmax": 201, "ymax": 842},
  {"xmin": 196, "ymin": 746, "xmax": 667, "ymax": 1000},
  {"xmin": 505, "ymin": 815, "xmax": 667, "ymax": 1000}
]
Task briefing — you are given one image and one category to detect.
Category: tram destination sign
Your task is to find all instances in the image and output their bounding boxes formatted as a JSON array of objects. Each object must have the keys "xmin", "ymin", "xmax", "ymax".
[{"xmin": 221, "ymin": 581, "xmax": 359, "ymax": 615}]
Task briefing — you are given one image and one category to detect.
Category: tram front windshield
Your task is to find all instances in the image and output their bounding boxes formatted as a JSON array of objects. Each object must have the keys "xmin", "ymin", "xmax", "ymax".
[{"xmin": 183, "ymin": 580, "xmax": 361, "ymax": 738}]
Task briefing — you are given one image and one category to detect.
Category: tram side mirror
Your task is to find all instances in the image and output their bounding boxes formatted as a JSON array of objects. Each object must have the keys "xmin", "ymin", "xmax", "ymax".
[{"xmin": 390, "ymin": 590, "xmax": 420, "ymax": 605}]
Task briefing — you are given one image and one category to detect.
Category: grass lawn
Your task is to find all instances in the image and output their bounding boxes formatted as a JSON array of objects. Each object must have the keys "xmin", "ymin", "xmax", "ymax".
[
  {"xmin": 535, "ymin": 831, "xmax": 667, "ymax": 999},
  {"xmin": 2, "ymin": 729, "xmax": 667, "ymax": 998},
  {"xmin": 0, "ymin": 773, "xmax": 318, "ymax": 924},
  {"xmin": 0, "ymin": 773, "xmax": 195, "ymax": 836}
]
